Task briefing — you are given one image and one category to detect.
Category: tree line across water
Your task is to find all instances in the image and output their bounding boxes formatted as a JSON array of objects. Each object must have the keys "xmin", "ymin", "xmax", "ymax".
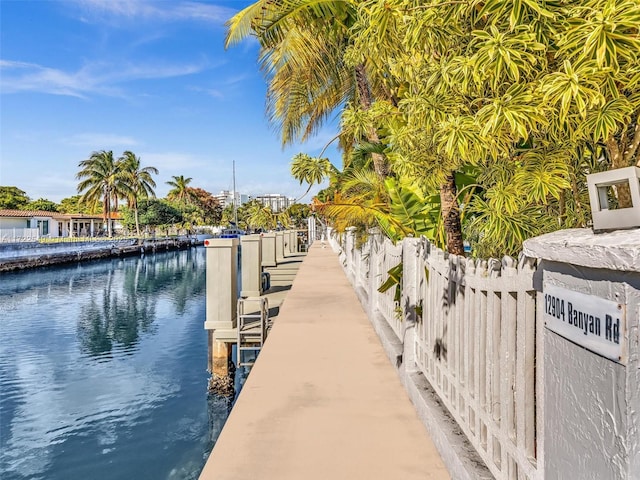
[{"xmin": 1, "ymin": 150, "xmax": 311, "ymax": 237}]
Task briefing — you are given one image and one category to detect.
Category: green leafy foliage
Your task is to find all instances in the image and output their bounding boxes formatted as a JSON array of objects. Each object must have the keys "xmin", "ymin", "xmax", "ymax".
[
  {"xmin": 58, "ymin": 195, "xmax": 98, "ymax": 214},
  {"xmin": 186, "ymin": 188, "xmax": 223, "ymax": 226},
  {"xmin": 236, "ymin": 0, "xmax": 640, "ymax": 258},
  {"xmin": 24, "ymin": 198, "xmax": 59, "ymax": 212},
  {"xmin": 134, "ymin": 199, "xmax": 183, "ymax": 230},
  {"xmin": 384, "ymin": 178, "xmax": 443, "ymax": 245},
  {"xmin": 0, "ymin": 186, "xmax": 30, "ymax": 210},
  {"xmin": 165, "ymin": 176, "xmax": 195, "ymax": 204},
  {"xmin": 243, "ymin": 200, "xmax": 278, "ymax": 231},
  {"xmin": 285, "ymin": 203, "xmax": 312, "ymax": 228},
  {"xmin": 377, "ymin": 261, "xmax": 403, "ymax": 305}
]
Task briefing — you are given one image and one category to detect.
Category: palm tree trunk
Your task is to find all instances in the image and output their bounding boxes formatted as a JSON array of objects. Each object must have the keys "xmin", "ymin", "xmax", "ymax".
[
  {"xmin": 440, "ymin": 172, "xmax": 465, "ymax": 256},
  {"xmin": 105, "ymin": 189, "xmax": 113, "ymax": 238},
  {"xmin": 355, "ymin": 63, "xmax": 389, "ymax": 178},
  {"xmin": 102, "ymin": 195, "xmax": 109, "ymax": 238},
  {"xmin": 134, "ymin": 206, "xmax": 140, "ymax": 237}
]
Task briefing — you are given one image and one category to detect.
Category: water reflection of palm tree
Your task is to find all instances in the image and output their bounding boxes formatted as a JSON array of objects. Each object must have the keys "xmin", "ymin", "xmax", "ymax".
[
  {"xmin": 77, "ymin": 262, "xmax": 156, "ymax": 356},
  {"xmin": 77, "ymin": 296, "xmax": 113, "ymax": 356},
  {"xmin": 77, "ymin": 250, "xmax": 205, "ymax": 357}
]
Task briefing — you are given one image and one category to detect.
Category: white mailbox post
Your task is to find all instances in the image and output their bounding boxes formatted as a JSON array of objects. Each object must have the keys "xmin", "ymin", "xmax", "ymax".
[{"xmin": 524, "ymin": 228, "xmax": 640, "ymax": 480}]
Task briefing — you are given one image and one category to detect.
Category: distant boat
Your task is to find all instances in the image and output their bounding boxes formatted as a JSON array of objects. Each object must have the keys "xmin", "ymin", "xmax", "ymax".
[
  {"xmin": 220, "ymin": 160, "xmax": 244, "ymax": 239},
  {"xmin": 220, "ymin": 227, "xmax": 245, "ymax": 239},
  {"xmin": 194, "ymin": 233, "xmax": 214, "ymax": 244},
  {"xmin": 197, "ymin": 162, "xmax": 245, "ymax": 241}
]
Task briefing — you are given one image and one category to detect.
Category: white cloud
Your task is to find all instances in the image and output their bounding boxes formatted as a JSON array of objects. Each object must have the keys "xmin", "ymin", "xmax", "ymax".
[
  {"xmin": 62, "ymin": 133, "xmax": 140, "ymax": 148},
  {"xmin": 224, "ymin": 72, "xmax": 255, "ymax": 86},
  {"xmin": 108, "ymin": 61, "xmax": 207, "ymax": 81},
  {"xmin": 174, "ymin": 1, "xmax": 237, "ymax": 23},
  {"xmin": 71, "ymin": 0, "xmax": 237, "ymax": 25},
  {"xmin": 0, "ymin": 59, "xmax": 208, "ymax": 98},
  {"xmin": 188, "ymin": 85, "xmax": 224, "ymax": 99},
  {"xmin": 1, "ymin": 60, "xmax": 107, "ymax": 98},
  {"xmin": 188, "ymin": 72, "xmax": 258, "ymax": 100}
]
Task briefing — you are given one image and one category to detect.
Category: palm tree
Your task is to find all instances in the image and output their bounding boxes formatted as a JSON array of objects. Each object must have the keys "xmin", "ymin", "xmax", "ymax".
[
  {"xmin": 77, "ymin": 150, "xmax": 122, "ymax": 237},
  {"xmin": 290, "ymin": 153, "xmax": 334, "ymax": 200},
  {"xmin": 166, "ymin": 175, "xmax": 195, "ymax": 204},
  {"xmin": 245, "ymin": 201, "xmax": 277, "ymax": 232},
  {"xmin": 231, "ymin": 0, "xmax": 640, "ymax": 258},
  {"xmin": 120, "ymin": 151, "xmax": 159, "ymax": 236},
  {"xmin": 226, "ymin": 0, "xmax": 391, "ymax": 178}
]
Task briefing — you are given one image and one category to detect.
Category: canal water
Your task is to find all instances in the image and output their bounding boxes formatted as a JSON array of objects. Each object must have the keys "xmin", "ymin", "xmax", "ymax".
[{"xmin": 0, "ymin": 247, "xmax": 242, "ymax": 480}]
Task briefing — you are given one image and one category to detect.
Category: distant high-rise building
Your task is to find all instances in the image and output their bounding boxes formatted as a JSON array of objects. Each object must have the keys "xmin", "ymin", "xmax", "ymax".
[
  {"xmin": 214, "ymin": 190, "xmax": 249, "ymax": 209},
  {"xmin": 252, "ymin": 194, "xmax": 296, "ymax": 212}
]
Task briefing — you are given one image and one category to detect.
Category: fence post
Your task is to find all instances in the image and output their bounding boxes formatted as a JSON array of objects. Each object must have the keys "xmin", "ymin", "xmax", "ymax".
[
  {"xmin": 365, "ymin": 232, "xmax": 379, "ymax": 318},
  {"xmin": 368, "ymin": 231, "xmax": 382, "ymax": 317},
  {"xmin": 402, "ymin": 238, "xmax": 421, "ymax": 374},
  {"xmin": 524, "ymin": 228, "xmax": 640, "ymax": 479},
  {"xmin": 307, "ymin": 217, "xmax": 316, "ymax": 247},
  {"xmin": 345, "ymin": 227, "xmax": 356, "ymax": 282}
]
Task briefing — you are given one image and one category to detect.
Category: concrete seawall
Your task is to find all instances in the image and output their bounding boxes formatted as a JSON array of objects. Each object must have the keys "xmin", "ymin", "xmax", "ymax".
[{"xmin": 0, "ymin": 238, "xmax": 194, "ymax": 272}]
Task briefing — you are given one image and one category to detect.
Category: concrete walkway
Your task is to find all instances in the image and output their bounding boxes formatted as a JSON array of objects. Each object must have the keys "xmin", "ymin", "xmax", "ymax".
[{"xmin": 199, "ymin": 243, "xmax": 449, "ymax": 480}]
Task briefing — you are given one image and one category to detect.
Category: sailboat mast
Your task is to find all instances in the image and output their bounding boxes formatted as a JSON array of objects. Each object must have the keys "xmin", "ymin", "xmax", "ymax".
[{"xmin": 232, "ymin": 160, "xmax": 238, "ymax": 227}]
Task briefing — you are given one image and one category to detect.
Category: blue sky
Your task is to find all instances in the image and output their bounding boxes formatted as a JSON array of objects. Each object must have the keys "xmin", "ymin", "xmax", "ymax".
[{"xmin": 0, "ymin": 0, "xmax": 337, "ymax": 203}]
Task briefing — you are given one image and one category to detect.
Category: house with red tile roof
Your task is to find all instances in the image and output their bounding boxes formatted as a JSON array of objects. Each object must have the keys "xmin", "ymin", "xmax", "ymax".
[{"xmin": 0, "ymin": 210, "xmax": 121, "ymax": 242}]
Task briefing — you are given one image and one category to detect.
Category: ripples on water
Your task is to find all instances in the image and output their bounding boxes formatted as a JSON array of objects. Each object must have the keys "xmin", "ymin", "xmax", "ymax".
[{"xmin": 0, "ymin": 248, "xmax": 241, "ymax": 480}]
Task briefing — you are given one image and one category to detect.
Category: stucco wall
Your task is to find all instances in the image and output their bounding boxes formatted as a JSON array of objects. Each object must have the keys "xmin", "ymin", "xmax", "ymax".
[
  {"xmin": 545, "ymin": 316, "xmax": 628, "ymax": 479},
  {"xmin": 0, "ymin": 218, "xmax": 30, "ymax": 229},
  {"xmin": 525, "ymin": 229, "xmax": 640, "ymax": 480}
]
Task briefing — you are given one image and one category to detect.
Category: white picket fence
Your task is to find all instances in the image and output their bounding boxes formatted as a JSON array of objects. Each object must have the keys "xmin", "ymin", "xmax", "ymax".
[
  {"xmin": 337, "ymin": 229, "xmax": 541, "ymax": 480},
  {"xmin": 371, "ymin": 236, "xmax": 404, "ymax": 340}
]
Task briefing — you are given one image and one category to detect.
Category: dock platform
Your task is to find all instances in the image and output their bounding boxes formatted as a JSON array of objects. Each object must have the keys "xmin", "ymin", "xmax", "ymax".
[{"xmin": 199, "ymin": 243, "xmax": 449, "ymax": 479}]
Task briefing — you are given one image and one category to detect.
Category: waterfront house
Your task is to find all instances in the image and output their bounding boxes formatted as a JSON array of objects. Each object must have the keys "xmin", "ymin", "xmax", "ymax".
[
  {"xmin": 0, "ymin": 209, "xmax": 63, "ymax": 242},
  {"xmin": 0, "ymin": 209, "xmax": 121, "ymax": 242},
  {"xmin": 64, "ymin": 212, "xmax": 122, "ymax": 237}
]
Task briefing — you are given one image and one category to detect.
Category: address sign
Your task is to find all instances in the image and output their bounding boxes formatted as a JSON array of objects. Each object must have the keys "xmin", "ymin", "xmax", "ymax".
[{"xmin": 543, "ymin": 284, "xmax": 626, "ymax": 364}]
